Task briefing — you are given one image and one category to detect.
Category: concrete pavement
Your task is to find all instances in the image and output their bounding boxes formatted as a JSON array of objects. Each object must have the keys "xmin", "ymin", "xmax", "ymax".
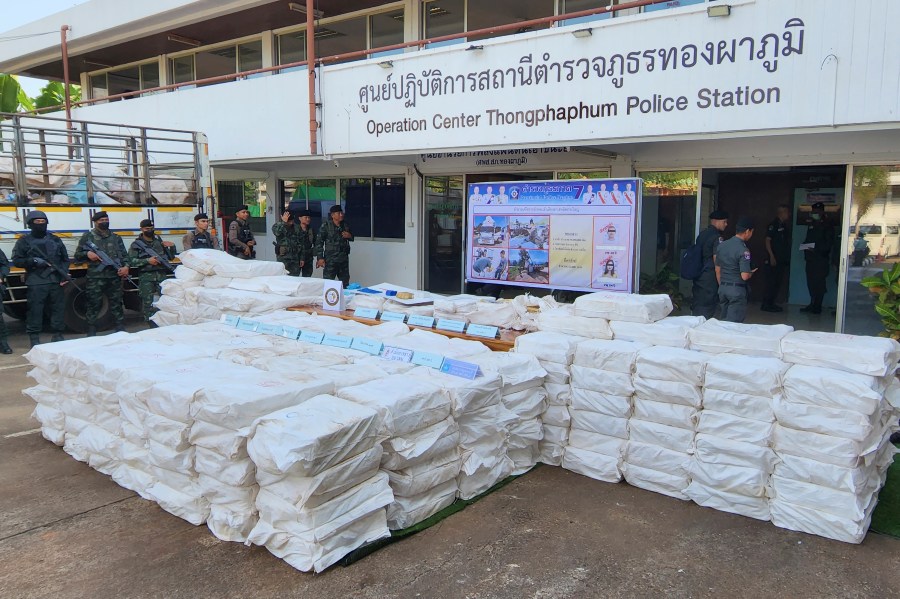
[{"xmin": 1, "ymin": 316, "xmax": 898, "ymax": 599}]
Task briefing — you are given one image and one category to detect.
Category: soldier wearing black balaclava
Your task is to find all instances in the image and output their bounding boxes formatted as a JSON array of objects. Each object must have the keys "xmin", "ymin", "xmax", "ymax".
[{"xmin": 11, "ymin": 210, "xmax": 70, "ymax": 347}]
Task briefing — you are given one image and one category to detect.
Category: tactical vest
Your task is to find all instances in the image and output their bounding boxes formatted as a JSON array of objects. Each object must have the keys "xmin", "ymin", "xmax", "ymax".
[
  {"xmin": 229, "ymin": 220, "xmax": 254, "ymax": 255},
  {"xmin": 191, "ymin": 231, "xmax": 214, "ymax": 249}
]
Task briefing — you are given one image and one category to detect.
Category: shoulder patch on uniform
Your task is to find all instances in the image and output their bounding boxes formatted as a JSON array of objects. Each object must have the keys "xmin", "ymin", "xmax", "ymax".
[{"xmin": 742, "ymin": 251, "xmax": 752, "ymax": 260}]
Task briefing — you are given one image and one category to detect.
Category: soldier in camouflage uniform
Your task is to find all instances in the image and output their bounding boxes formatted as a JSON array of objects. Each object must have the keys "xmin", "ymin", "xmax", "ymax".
[
  {"xmin": 315, "ymin": 205, "xmax": 354, "ymax": 287},
  {"xmin": 272, "ymin": 210, "xmax": 302, "ymax": 276},
  {"xmin": 296, "ymin": 209, "xmax": 317, "ymax": 277},
  {"xmin": 129, "ymin": 219, "xmax": 176, "ymax": 325},
  {"xmin": 74, "ymin": 211, "xmax": 131, "ymax": 336},
  {"xmin": 11, "ymin": 210, "xmax": 70, "ymax": 347}
]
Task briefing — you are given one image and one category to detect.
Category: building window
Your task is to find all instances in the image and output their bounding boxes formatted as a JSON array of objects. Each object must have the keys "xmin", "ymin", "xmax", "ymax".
[
  {"xmin": 89, "ymin": 61, "xmax": 161, "ymax": 100},
  {"xmin": 370, "ymin": 9, "xmax": 405, "ymax": 58},
  {"xmin": 422, "ymin": 0, "xmax": 465, "ymax": 47},
  {"xmin": 336, "ymin": 177, "xmax": 406, "ymax": 240},
  {"xmin": 467, "ymin": 0, "xmax": 554, "ymax": 41},
  {"xmin": 559, "ymin": 0, "xmax": 615, "ymax": 25},
  {"xmin": 284, "ymin": 178, "xmax": 337, "ymax": 233},
  {"xmin": 218, "ymin": 180, "xmax": 267, "ymax": 235},
  {"xmin": 277, "ymin": 31, "xmax": 307, "ymax": 71},
  {"xmin": 316, "ymin": 16, "xmax": 368, "ymax": 64},
  {"xmin": 643, "ymin": 0, "xmax": 706, "ymax": 13},
  {"xmin": 169, "ymin": 39, "xmax": 263, "ymax": 88}
]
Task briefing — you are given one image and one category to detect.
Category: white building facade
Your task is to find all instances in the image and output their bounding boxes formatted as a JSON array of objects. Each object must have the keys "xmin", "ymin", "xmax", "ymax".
[{"xmin": 1, "ymin": 0, "xmax": 898, "ymax": 334}]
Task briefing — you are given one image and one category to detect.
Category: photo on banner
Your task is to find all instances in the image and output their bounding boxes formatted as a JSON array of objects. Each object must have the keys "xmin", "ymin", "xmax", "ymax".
[{"xmin": 466, "ymin": 178, "xmax": 640, "ymax": 293}]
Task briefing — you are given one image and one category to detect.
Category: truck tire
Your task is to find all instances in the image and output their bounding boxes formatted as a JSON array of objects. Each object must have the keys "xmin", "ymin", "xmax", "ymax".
[{"xmin": 64, "ymin": 278, "xmax": 113, "ymax": 333}]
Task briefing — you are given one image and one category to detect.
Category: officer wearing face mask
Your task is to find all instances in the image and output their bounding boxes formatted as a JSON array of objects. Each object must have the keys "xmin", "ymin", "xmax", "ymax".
[
  {"xmin": 11, "ymin": 210, "xmax": 70, "ymax": 347},
  {"xmin": 75, "ymin": 211, "xmax": 131, "ymax": 335},
  {"xmin": 129, "ymin": 219, "xmax": 176, "ymax": 326},
  {"xmin": 800, "ymin": 202, "xmax": 835, "ymax": 315}
]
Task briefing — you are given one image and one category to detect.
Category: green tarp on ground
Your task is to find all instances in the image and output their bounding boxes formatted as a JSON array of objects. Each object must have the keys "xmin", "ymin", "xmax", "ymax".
[{"xmin": 870, "ymin": 443, "xmax": 900, "ymax": 539}]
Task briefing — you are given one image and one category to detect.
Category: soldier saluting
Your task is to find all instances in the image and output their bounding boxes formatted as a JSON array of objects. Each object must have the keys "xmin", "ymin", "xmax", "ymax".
[
  {"xmin": 272, "ymin": 210, "xmax": 302, "ymax": 276},
  {"xmin": 315, "ymin": 205, "xmax": 353, "ymax": 287}
]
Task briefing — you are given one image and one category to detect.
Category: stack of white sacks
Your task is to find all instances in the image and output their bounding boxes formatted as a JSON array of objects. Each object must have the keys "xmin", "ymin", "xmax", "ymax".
[
  {"xmin": 411, "ymin": 367, "xmax": 514, "ymax": 500},
  {"xmin": 513, "ymin": 331, "xmax": 586, "ymax": 466},
  {"xmin": 770, "ymin": 331, "xmax": 900, "ymax": 543},
  {"xmin": 625, "ymin": 346, "xmax": 707, "ymax": 499},
  {"xmin": 563, "ymin": 339, "xmax": 648, "ymax": 483},
  {"xmin": 466, "ymin": 351, "xmax": 548, "ymax": 474},
  {"xmin": 336, "ymin": 376, "xmax": 460, "ymax": 530},
  {"xmin": 152, "ymin": 249, "xmax": 324, "ymax": 326},
  {"xmin": 684, "ymin": 320, "xmax": 793, "ymax": 520},
  {"xmin": 246, "ymin": 395, "xmax": 393, "ymax": 572}
]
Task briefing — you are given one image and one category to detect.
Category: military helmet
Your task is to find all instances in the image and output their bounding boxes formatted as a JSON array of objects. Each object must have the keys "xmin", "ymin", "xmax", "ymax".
[{"xmin": 25, "ymin": 210, "xmax": 48, "ymax": 225}]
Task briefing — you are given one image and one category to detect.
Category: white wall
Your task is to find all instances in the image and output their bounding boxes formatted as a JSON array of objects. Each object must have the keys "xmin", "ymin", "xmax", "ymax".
[{"xmin": 72, "ymin": 71, "xmax": 312, "ymax": 163}]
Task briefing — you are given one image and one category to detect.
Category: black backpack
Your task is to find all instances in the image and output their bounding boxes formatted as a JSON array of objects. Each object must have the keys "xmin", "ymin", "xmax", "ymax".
[{"xmin": 680, "ymin": 243, "xmax": 705, "ymax": 280}]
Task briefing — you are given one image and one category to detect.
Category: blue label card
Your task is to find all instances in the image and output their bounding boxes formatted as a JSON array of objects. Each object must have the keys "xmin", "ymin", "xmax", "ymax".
[
  {"xmin": 466, "ymin": 324, "xmax": 499, "ymax": 339},
  {"xmin": 351, "ymin": 337, "xmax": 384, "ymax": 355},
  {"xmin": 281, "ymin": 326, "xmax": 301, "ymax": 340},
  {"xmin": 220, "ymin": 314, "xmax": 240, "ymax": 327},
  {"xmin": 257, "ymin": 323, "xmax": 284, "ymax": 336},
  {"xmin": 380, "ymin": 311, "xmax": 407, "ymax": 323},
  {"xmin": 382, "ymin": 346, "xmax": 414, "ymax": 363},
  {"xmin": 440, "ymin": 358, "xmax": 481, "ymax": 380},
  {"xmin": 436, "ymin": 319, "xmax": 467, "ymax": 333},
  {"xmin": 411, "ymin": 351, "xmax": 444, "ymax": 369},
  {"xmin": 322, "ymin": 334, "xmax": 354, "ymax": 349},
  {"xmin": 236, "ymin": 319, "xmax": 259, "ymax": 332},
  {"xmin": 353, "ymin": 308, "xmax": 380, "ymax": 320},
  {"xmin": 299, "ymin": 330, "xmax": 325, "ymax": 345},
  {"xmin": 407, "ymin": 315, "xmax": 436, "ymax": 328}
]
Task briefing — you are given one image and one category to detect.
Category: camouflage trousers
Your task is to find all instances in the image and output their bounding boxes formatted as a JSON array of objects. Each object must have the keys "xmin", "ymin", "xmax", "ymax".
[
  {"xmin": 277, "ymin": 256, "xmax": 301, "ymax": 277},
  {"xmin": 322, "ymin": 260, "xmax": 350, "ymax": 288},
  {"xmin": 138, "ymin": 271, "xmax": 167, "ymax": 321},
  {"xmin": 85, "ymin": 276, "xmax": 125, "ymax": 327}
]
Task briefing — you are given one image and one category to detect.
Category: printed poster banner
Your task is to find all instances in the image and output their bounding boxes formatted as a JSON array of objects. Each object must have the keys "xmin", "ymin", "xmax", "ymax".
[{"xmin": 466, "ymin": 178, "xmax": 639, "ymax": 293}]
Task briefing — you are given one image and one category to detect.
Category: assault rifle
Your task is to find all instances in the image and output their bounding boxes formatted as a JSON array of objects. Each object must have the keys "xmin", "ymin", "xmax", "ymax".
[
  {"xmin": 132, "ymin": 238, "xmax": 175, "ymax": 273},
  {"xmin": 85, "ymin": 240, "xmax": 137, "ymax": 286},
  {"xmin": 28, "ymin": 242, "xmax": 73, "ymax": 283}
]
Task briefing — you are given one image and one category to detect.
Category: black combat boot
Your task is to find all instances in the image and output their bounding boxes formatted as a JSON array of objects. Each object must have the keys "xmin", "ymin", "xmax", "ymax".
[
  {"xmin": 0, "ymin": 341, "xmax": 12, "ymax": 354},
  {"xmin": 50, "ymin": 334, "xmax": 65, "ymax": 342},
  {"xmin": 29, "ymin": 334, "xmax": 41, "ymax": 347},
  {"xmin": 85, "ymin": 326, "xmax": 96, "ymax": 337},
  {"xmin": 114, "ymin": 323, "xmax": 126, "ymax": 333}
]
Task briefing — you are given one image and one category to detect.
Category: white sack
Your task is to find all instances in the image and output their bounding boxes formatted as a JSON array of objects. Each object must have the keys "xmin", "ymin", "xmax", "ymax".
[
  {"xmin": 625, "ymin": 441, "xmax": 691, "ymax": 477},
  {"xmin": 409, "ymin": 367, "xmax": 502, "ymax": 418},
  {"xmin": 538, "ymin": 305, "xmax": 612, "ymax": 339},
  {"xmin": 502, "ymin": 387, "xmax": 548, "ymax": 420},
  {"xmin": 192, "ymin": 373, "xmax": 332, "ymax": 430},
  {"xmin": 337, "ymin": 376, "xmax": 451, "ymax": 437},
  {"xmin": 380, "ymin": 417, "xmax": 460, "ymax": 471},
  {"xmin": 704, "ymin": 353, "xmax": 790, "ymax": 396},
  {"xmin": 514, "ymin": 331, "xmax": 586, "ymax": 364},
  {"xmin": 635, "ymin": 346, "xmax": 707, "ymax": 386},
  {"xmin": 386, "ymin": 449, "xmax": 461, "ymax": 497},
  {"xmin": 570, "ymin": 365, "xmax": 633, "ymax": 397},
  {"xmin": 213, "ymin": 258, "xmax": 287, "ymax": 279},
  {"xmin": 542, "ymin": 404, "xmax": 571, "ymax": 428},
  {"xmin": 688, "ymin": 319, "xmax": 793, "ymax": 358},
  {"xmin": 684, "ymin": 482, "xmax": 770, "ymax": 521},
  {"xmin": 696, "ymin": 410, "xmax": 773, "ymax": 446},
  {"xmin": 174, "ymin": 264, "xmax": 206, "ymax": 282},
  {"xmin": 508, "ymin": 418, "xmax": 544, "ymax": 449},
  {"xmin": 465, "ymin": 352, "xmax": 547, "ymax": 394},
  {"xmin": 569, "ymin": 388, "xmax": 631, "ymax": 418},
  {"xmin": 702, "ymin": 388, "xmax": 775, "ymax": 423},
  {"xmin": 609, "ymin": 317, "xmax": 699, "ymax": 348},
  {"xmin": 574, "ymin": 292, "xmax": 672, "ymax": 323},
  {"xmin": 24, "ymin": 332, "xmax": 130, "ymax": 373},
  {"xmin": 782, "ymin": 365, "xmax": 887, "ymax": 416},
  {"xmin": 688, "ymin": 459, "xmax": 769, "ymax": 497},
  {"xmin": 248, "ymin": 396, "xmax": 382, "ymax": 477},
  {"xmin": 567, "ymin": 429, "xmax": 627, "ymax": 458},
  {"xmin": 773, "ymin": 423, "xmax": 885, "ymax": 468},
  {"xmin": 774, "ymin": 396, "xmax": 879, "ymax": 441},
  {"xmin": 627, "ymin": 419, "xmax": 694, "ymax": 453},
  {"xmin": 573, "ymin": 338, "xmax": 650, "ymax": 373},
  {"xmin": 623, "ymin": 463, "xmax": 689, "ymax": 500},
  {"xmin": 633, "ymin": 398, "xmax": 697, "ymax": 430},
  {"xmin": 569, "ymin": 410, "xmax": 629, "ymax": 440},
  {"xmin": 694, "ymin": 433, "xmax": 777, "ymax": 471},
  {"xmin": 771, "ymin": 475, "xmax": 874, "ymax": 521},
  {"xmin": 146, "ymin": 482, "xmax": 210, "ymax": 525},
  {"xmin": 632, "ymin": 376, "xmax": 702, "ymax": 408},
  {"xmin": 457, "ymin": 455, "xmax": 514, "ymax": 500},
  {"xmin": 386, "ymin": 479, "xmax": 458, "ymax": 530},
  {"xmin": 562, "ymin": 445, "xmax": 622, "ymax": 483},
  {"xmin": 194, "ymin": 446, "xmax": 256, "ymax": 487},
  {"xmin": 770, "ymin": 497, "xmax": 874, "ymax": 544},
  {"xmin": 780, "ymin": 330, "xmax": 900, "ymax": 377}
]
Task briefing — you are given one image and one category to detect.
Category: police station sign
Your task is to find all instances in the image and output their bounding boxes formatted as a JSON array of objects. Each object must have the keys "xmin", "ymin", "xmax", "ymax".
[{"xmin": 320, "ymin": 0, "xmax": 899, "ymax": 156}]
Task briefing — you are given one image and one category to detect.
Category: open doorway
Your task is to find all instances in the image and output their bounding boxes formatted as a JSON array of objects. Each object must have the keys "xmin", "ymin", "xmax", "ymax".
[{"xmin": 702, "ymin": 166, "xmax": 846, "ymax": 332}]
